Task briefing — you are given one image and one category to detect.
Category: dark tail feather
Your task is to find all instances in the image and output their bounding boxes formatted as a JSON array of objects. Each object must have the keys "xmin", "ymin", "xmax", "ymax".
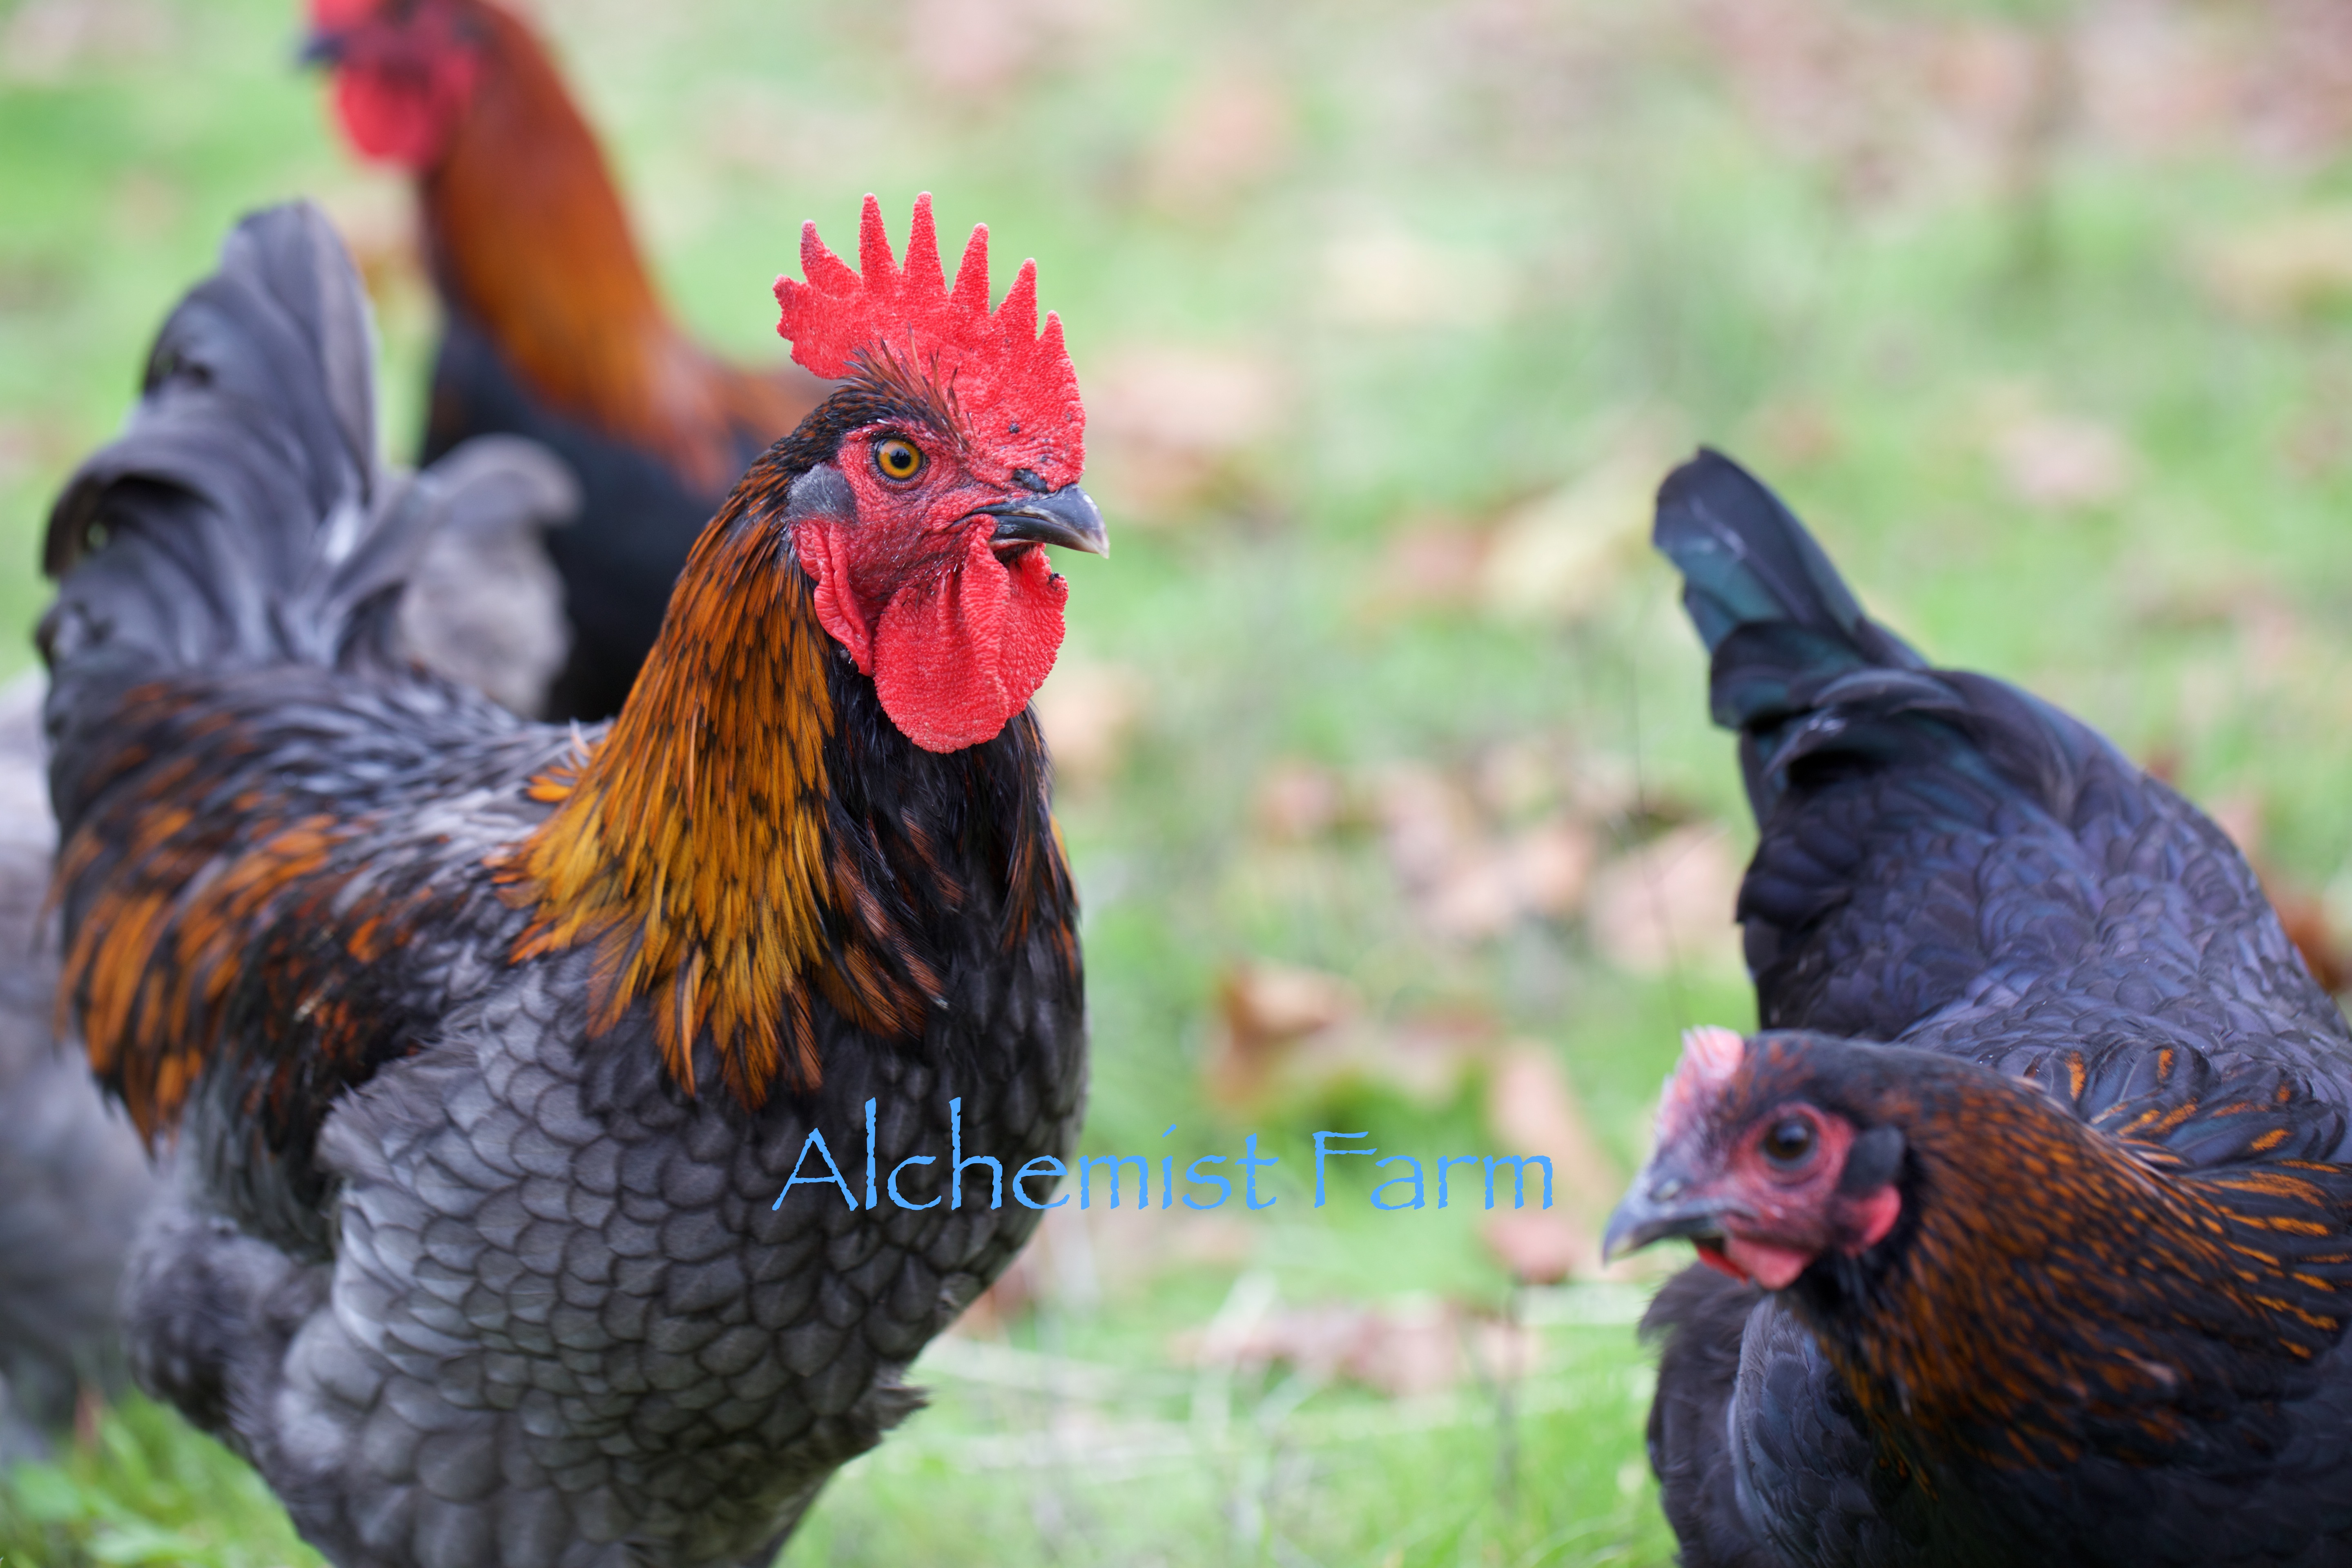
[
  {"xmin": 41, "ymin": 203, "xmax": 397, "ymax": 682},
  {"xmin": 1654, "ymin": 449, "xmax": 1992, "ymax": 824},
  {"xmin": 40, "ymin": 201, "xmax": 571, "ymax": 745},
  {"xmin": 1653, "ymin": 449, "xmax": 1928, "ymax": 733}
]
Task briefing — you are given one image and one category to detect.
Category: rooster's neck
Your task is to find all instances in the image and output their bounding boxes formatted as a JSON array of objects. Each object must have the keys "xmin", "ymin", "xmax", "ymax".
[
  {"xmin": 1798, "ymin": 1059, "xmax": 2352, "ymax": 1474},
  {"xmin": 494, "ymin": 462, "xmax": 935, "ymax": 1105},
  {"xmin": 422, "ymin": 4, "xmax": 735, "ymax": 485}
]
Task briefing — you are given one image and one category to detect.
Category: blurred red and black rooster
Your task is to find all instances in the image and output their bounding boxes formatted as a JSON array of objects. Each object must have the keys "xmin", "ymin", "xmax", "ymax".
[
  {"xmin": 303, "ymin": 0, "xmax": 828, "ymax": 720},
  {"xmin": 1610, "ymin": 451, "xmax": 2352, "ymax": 1566},
  {"xmin": 45, "ymin": 195, "xmax": 1104, "ymax": 1566}
]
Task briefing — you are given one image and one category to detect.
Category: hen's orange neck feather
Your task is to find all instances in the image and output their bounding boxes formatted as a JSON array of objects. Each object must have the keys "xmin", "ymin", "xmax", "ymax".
[{"xmin": 1809, "ymin": 1060, "xmax": 2352, "ymax": 1472}]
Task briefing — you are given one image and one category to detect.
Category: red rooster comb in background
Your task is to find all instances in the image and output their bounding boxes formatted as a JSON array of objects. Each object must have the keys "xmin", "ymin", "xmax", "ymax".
[{"xmin": 774, "ymin": 193, "xmax": 1085, "ymax": 485}]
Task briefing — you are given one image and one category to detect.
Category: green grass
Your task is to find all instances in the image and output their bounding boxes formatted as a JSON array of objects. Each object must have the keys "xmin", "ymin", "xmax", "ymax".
[{"xmin": 9, "ymin": 0, "xmax": 2352, "ymax": 1561}]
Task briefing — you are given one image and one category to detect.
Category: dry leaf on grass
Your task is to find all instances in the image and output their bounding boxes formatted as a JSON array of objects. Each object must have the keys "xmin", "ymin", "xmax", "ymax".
[
  {"xmin": 1205, "ymin": 961, "xmax": 1360, "ymax": 1106},
  {"xmin": 1480, "ymin": 1213, "xmax": 1592, "ymax": 1287},
  {"xmin": 1319, "ymin": 229, "xmax": 1516, "ymax": 330},
  {"xmin": 2199, "ymin": 209, "xmax": 2352, "ymax": 321},
  {"xmin": 1586, "ymin": 824, "xmax": 1745, "ymax": 975},
  {"xmin": 1253, "ymin": 758, "xmax": 1347, "ymax": 842},
  {"xmin": 1485, "ymin": 1044, "xmax": 1620, "ymax": 1212},
  {"xmin": 1478, "ymin": 433, "xmax": 1676, "ymax": 622},
  {"xmin": 1365, "ymin": 519, "xmax": 1491, "ymax": 616},
  {"xmin": 1145, "ymin": 62, "xmax": 1294, "ymax": 208},
  {"xmin": 1171, "ymin": 1297, "xmax": 1540, "ymax": 1398},
  {"xmin": 900, "ymin": 0, "xmax": 1108, "ymax": 97},
  {"xmin": 1, "ymin": 0, "xmax": 169, "ymax": 81},
  {"xmin": 1511, "ymin": 816, "xmax": 1599, "ymax": 919},
  {"xmin": 1475, "ymin": 1043, "xmax": 1621, "ymax": 1284},
  {"xmin": 1086, "ymin": 345, "xmax": 1287, "ymax": 516},
  {"xmin": 1990, "ymin": 413, "xmax": 2133, "ymax": 511},
  {"xmin": 1033, "ymin": 661, "xmax": 1146, "ymax": 792},
  {"xmin": 956, "ymin": 1206, "xmax": 1256, "ymax": 1335}
]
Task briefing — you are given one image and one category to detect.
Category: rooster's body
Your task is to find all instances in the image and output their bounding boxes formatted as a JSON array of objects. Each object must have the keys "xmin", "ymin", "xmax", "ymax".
[
  {"xmin": 44, "ymin": 200, "xmax": 1099, "ymax": 1567},
  {"xmin": 308, "ymin": 0, "xmax": 827, "ymax": 720},
  {"xmin": 1610, "ymin": 452, "xmax": 2352, "ymax": 1567}
]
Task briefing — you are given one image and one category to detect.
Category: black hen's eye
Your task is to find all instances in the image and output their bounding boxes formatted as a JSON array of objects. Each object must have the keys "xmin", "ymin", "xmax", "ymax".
[
  {"xmin": 874, "ymin": 438, "xmax": 925, "ymax": 482},
  {"xmin": 1761, "ymin": 1117, "xmax": 1816, "ymax": 1167}
]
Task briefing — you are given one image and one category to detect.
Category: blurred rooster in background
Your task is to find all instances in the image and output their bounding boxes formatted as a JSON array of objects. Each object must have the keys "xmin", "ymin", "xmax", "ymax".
[
  {"xmin": 43, "ymin": 195, "xmax": 1102, "ymax": 1566},
  {"xmin": 303, "ymin": 0, "xmax": 827, "ymax": 720},
  {"xmin": 1607, "ymin": 451, "xmax": 2352, "ymax": 1566}
]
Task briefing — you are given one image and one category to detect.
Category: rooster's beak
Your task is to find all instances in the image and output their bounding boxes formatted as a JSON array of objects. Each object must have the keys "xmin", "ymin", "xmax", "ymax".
[
  {"xmin": 1602, "ymin": 1162, "xmax": 1729, "ymax": 1263},
  {"xmin": 984, "ymin": 483, "xmax": 1108, "ymax": 559}
]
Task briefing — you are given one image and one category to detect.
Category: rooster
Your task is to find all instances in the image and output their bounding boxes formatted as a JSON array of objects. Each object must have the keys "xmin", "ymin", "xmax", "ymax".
[
  {"xmin": 302, "ymin": 0, "xmax": 829, "ymax": 720},
  {"xmin": 43, "ymin": 195, "xmax": 1104, "ymax": 1566},
  {"xmin": 1605, "ymin": 451, "xmax": 2352, "ymax": 1567}
]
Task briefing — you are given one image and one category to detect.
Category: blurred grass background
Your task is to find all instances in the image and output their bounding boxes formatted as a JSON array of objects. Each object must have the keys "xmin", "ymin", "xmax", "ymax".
[{"xmin": 12, "ymin": 0, "xmax": 2352, "ymax": 1562}]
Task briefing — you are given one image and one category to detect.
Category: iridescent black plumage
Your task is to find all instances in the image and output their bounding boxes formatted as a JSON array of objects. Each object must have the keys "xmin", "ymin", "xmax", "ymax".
[{"xmin": 1637, "ymin": 450, "xmax": 2352, "ymax": 1567}]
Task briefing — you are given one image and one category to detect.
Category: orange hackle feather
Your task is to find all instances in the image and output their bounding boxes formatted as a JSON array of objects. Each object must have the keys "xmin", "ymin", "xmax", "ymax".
[
  {"xmin": 490, "ymin": 471, "xmax": 934, "ymax": 1106},
  {"xmin": 424, "ymin": 1, "xmax": 805, "ymax": 491},
  {"xmin": 493, "ymin": 499, "xmax": 834, "ymax": 1104},
  {"xmin": 55, "ymin": 690, "xmax": 427, "ymax": 1140}
]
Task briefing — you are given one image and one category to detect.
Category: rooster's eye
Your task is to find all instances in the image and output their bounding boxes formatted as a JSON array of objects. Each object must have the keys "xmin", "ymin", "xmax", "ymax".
[
  {"xmin": 1761, "ymin": 1117, "xmax": 1816, "ymax": 1167},
  {"xmin": 874, "ymin": 439, "xmax": 925, "ymax": 482}
]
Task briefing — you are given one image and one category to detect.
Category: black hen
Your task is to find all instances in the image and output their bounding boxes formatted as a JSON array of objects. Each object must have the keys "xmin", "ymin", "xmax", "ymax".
[{"xmin": 1608, "ymin": 450, "xmax": 2352, "ymax": 1567}]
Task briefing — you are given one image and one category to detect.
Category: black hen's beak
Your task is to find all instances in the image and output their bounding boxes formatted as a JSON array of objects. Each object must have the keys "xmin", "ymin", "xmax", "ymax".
[
  {"xmin": 984, "ymin": 483, "xmax": 1108, "ymax": 559},
  {"xmin": 1602, "ymin": 1159, "xmax": 1728, "ymax": 1263},
  {"xmin": 299, "ymin": 27, "xmax": 350, "ymax": 66}
]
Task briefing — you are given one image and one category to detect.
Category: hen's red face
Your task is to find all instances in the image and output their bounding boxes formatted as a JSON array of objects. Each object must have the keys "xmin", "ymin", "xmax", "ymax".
[
  {"xmin": 1605, "ymin": 1030, "xmax": 1905, "ymax": 1291},
  {"xmin": 303, "ymin": 0, "xmax": 483, "ymax": 173}
]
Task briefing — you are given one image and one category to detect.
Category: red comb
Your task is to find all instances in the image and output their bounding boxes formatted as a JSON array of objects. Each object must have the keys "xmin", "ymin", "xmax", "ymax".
[
  {"xmin": 775, "ymin": 194, "xmax": 1084, "ymax": 487},
  {"xmin": 1657, "ymin": 1025, "xmax": 1748, "ymax": 1143}
]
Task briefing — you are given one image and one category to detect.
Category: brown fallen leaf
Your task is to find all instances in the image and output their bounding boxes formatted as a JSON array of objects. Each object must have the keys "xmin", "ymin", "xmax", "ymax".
[
  {"xmin": 1206, "ymin": 961, "xmax": 1360, "ymax": 1106},
  {"xmin": 1253, "ymin": 758, "xmax": 1347, "ymax": 842},
  {"xmin": 2199, "ymin": 208, "xmax": 2352, "ymax": 321},
  {"xmin": 1585, "ymin": 824, "xmax": 1746, "ymax": 975},
  {"xmin": 1371, "ymin": 762, "xmax": 1480, "ymax": 889},
  {"xmin": 1171, "ymin": 1297, "xmax": 1541, "ymax": 1399},
  {"xmin": 1481, "ymin": 1212, "xmax": 1590, "ymax": 1287},
  {"xmin": 1486, "ymin": 1044, "xmax": 1620, "ymax": 1211},
  {"xmin": 1319, "ymin": 228, "xmax": 1516, "ymax": 330},
  {"xmin": 1991, "ymin": 412, "xmax": 2133, "ymax": 511},
  {"xmin": 1087, "ymin": 345, "xmax": 1287, "ymax": 517},
  {"xmin": 1512, "ymin": 815, "xmax": 1599, "ymax": 919},
  {"xmin": 1032, "ymin": 660, "xmax": 1146, "ymax": 793},
  {"xmin": 1145, "ymin": 61, "xmax": 1294, "ymax": 209},
  {"xmin": 1478, "ymin": 435, "xmax": 1674, "ymax": 622},
  {"xmin": 1365, "ymin": 518, "xmax": 1490, "ymax": 617}
]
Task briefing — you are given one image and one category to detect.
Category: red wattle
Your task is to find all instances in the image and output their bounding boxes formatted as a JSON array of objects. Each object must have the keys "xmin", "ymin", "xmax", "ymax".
[
  {"xmin": 871, "ymin": 534, "xmax": 1066, "ymax": 753},
  {"xmin": 330, "ymin": 47, "xmax": 478, "ymax": 173},
  {"xmin": 1724, "ymin": 1236, "xmax": 1815, "ymax": 1291},
  {"xmin": 798, "ymin": 522, "xmax": 874, "ymax": 672}
]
